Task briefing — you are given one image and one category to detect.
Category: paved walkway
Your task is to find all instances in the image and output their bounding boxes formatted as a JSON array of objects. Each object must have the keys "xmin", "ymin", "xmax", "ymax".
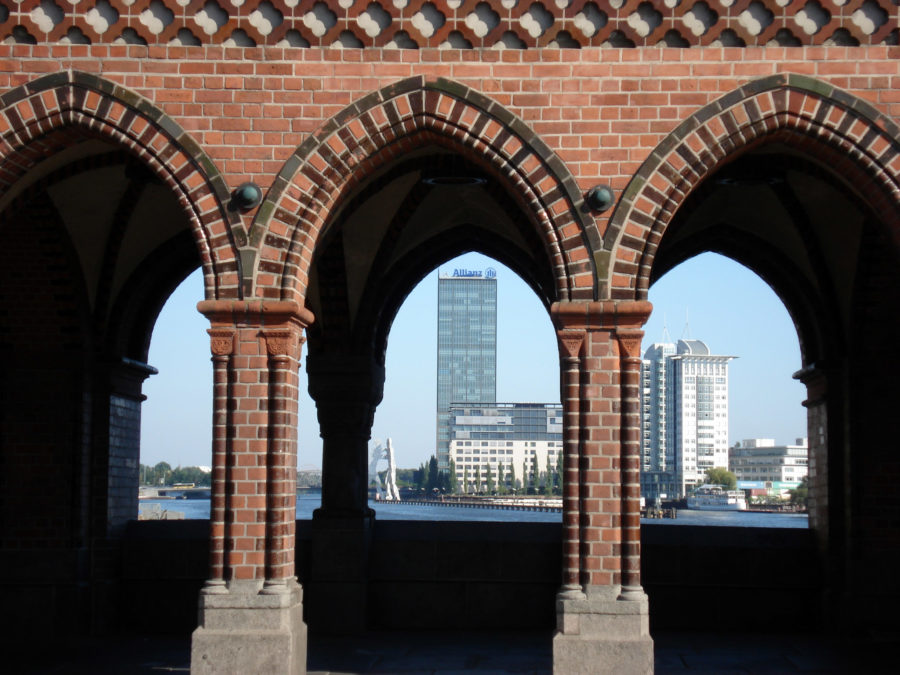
[{"xmin": 9, "ymin": 630, "xmax": 898, "ymax": 673}]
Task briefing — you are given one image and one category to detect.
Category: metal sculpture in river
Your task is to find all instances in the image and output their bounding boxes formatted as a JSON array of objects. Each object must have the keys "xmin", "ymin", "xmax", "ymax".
[{"xmin": 369, "ymin": 438, "xmax": 400, "ymax": 501}]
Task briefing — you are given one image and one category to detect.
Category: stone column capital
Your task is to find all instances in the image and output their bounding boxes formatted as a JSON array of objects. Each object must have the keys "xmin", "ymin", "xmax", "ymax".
[
  {"xmin": 197, "ymin": 298, "xmax": 315, "ymax": 331},
  {"xmin": 793, "ymin": 362, "xmax": 831, "ymax": 407},
  {"xmin": 106, "ymin": 356, "xmax": 158, "ymax": 400},
  {"xmin": 262, "ymin": 329, "xmax": 305, "ymax": 361},
  {"xmin": 557, "ymin": 331, "xmax": 585, "ymax": 359},
  {"xmin": 615, "ymin": 327, "xmax": 645, "ymax": 361},
  {"xmin": 551, "ymin": 300, "xmax": 652, "ymax": 333},
  {"xmin": 208, "ymin": 328, "xmax": 235, "ymax": 357},
  {"xmin": 306, "ymin": 352, "xmax": 386, "ymax": 407}
]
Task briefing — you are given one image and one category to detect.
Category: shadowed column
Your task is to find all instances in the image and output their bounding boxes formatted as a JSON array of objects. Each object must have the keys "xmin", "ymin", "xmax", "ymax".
[{"xmin": 305, "ymin": 352, "xmax": 384, "ymax": 634}]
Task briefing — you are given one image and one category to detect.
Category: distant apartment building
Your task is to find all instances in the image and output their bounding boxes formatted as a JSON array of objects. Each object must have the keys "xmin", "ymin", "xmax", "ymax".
[
  {"xmin": 729, "ymin": 438, "xmax": 809, "ymax": 486},
  {"xmin": 436, "ymin": 268, "xmax": 497, "ymax": 470},
  {"xmin": 448, "ymin": 403, "xmax": 562, "ymax": 491},
  {"xmin": 640, "ymin": 339, "xmax": 735, "ymax": 500}
]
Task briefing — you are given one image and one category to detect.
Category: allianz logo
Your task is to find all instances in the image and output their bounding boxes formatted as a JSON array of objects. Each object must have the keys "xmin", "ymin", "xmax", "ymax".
[{"xmin": 453, "ymin": 267, "xmax": 497, "ymax": 279}]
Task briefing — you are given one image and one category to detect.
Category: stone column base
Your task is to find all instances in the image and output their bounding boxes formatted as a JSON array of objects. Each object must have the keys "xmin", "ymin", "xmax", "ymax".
[
  {"xmin": 191, "ymin": 579, "xmax": 307, "ymax": 675},
  {"xmin": 552, "ymin": 588, "xmax": 653, "ymax": 674}
]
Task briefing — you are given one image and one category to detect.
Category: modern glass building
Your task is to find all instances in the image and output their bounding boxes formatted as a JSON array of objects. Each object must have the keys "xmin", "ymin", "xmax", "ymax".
[{"xmin": 436, "ymin": 268, "xmax": 497, "ymax": 469}]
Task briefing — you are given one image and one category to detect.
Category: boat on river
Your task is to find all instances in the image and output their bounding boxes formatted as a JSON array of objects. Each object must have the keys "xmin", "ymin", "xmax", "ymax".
[{"xmin": 687, "ymin": 484, "xmax": 747, "ymax": 511}]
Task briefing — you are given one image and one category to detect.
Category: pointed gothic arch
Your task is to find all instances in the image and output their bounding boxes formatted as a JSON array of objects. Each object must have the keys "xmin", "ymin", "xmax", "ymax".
[
  {"xmin": 249, "ymin": 76, "xmax": 600, "ymax": 304},
  {"xmin": 603, "ymin": 73, "xmax": 900, "ymax": 301},
  {"xmin": 0, "ymin": 71, "xmax": 241, "ymax": 299}
]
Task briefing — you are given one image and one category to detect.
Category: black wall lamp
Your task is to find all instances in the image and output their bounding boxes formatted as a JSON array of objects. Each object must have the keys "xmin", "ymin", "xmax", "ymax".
[
  {"xmin": 232, "ymin": 182, "xmax": 263, "ymax": 210},
  {"xmin": 586, "ymin": 184, "xmax": 615, "ymax": 213}
]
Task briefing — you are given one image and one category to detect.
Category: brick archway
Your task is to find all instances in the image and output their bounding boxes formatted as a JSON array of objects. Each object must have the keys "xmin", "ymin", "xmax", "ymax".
[
  {"xmin": 0, "ymin": 71, "xmax": 241, "ymax": 299},
  {"xmin": 603, "ymin": 73, "xmax": 900, "ymax": 301},
  {"xmin": 250, "ymin": 75, "xmax": 599, "ymax": 304}
]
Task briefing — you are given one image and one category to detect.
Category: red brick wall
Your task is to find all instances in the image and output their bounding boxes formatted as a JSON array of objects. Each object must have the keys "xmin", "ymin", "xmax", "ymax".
[
  {"xmin": 0, "ymin": 194, "xmax": 86, "ymax": 550},
  {"xmin": 3, "ymin": 45, "xmax": 900, "ymax": 302}
]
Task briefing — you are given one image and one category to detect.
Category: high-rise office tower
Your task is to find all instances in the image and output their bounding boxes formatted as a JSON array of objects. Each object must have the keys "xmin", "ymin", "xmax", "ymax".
[
  {"xmin": 640, "ymin": 339, "xmax": 735, "ymax": 499},
  {"xmin": 436, "ymin": 267, "xmax": 497, "ymax": 470}
]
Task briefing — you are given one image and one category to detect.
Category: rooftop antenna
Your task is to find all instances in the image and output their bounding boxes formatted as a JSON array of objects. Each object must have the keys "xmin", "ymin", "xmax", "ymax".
[
  {"xmin": 661, "ymin": 314, "xmax": 672, "ymax": 344},
  {"xmin": 681, "ymin": 308, "xmax": 692, "ymax": 340}
]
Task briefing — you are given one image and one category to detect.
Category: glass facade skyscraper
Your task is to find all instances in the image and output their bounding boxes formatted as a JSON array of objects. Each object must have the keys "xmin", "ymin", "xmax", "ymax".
[{"xmin": 436, "ymin": 270, "xmax": 497, "ymax": 470}]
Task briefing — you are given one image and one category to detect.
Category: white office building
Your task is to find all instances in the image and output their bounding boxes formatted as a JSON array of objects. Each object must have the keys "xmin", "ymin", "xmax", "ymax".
[
  {"xmin": 729, "ymin": 438, "xmax": 809, "ymax": 486},
  {"xmin": 448, "ymin": 403, "xmax": 562, "ymax": 493},
  {"xmin": 640, "ymin": 339, "xmax": 735, "ymax": 500}
]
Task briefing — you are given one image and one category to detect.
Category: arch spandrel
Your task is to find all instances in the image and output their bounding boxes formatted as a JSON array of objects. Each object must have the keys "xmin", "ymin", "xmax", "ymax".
[
  {"xmin": 603, "ymin": 73, "xmax": 900, "ymax": 302},
  {"xmin": 0, "ymin": 71, "xmax": 241, "ymax": 300},
  {"xmin": 251, "ymin": 76, "xmax": 600, "ymax": 305}
]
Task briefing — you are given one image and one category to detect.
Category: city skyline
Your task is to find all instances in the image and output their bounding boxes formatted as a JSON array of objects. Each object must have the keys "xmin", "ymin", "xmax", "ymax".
[{"xmin": 140, "ymin": 251, "xmax": 807, "ymax": 471}]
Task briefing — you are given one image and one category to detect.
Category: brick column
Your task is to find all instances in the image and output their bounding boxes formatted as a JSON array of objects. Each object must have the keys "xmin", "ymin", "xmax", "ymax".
[
  {"xmin": 551, "ymin": 300, "xmax": 654, "ymax": 675},
  {"xmin": 794, "ymin": 363, "xmax": 832, "ymax": 537},
  {"xmin": 794, "ymin": 361, "xmax": 845, "ymax": 631},
  {"xmin": 191, "ymin": 300, "xmax": 313, "ymax": 675}
]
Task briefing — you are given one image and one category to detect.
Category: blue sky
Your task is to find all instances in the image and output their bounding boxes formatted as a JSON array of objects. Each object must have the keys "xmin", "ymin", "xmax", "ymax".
[{"xmin": 140, "ymin": 251, "xmax": 806, "ymax": 470}]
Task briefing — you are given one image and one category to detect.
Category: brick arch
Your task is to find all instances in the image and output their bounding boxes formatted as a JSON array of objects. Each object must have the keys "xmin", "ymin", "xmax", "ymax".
[
  {"xmin": 252, "ymin": 76, "xmax": 599, "ymax": 304},
  {"xmin": 0, "ymin": 71, "xmax": 242, "ymax": 299},
  {"xmin": 604, "ymin": 73, "xmax": 900, "ymax": 301}
]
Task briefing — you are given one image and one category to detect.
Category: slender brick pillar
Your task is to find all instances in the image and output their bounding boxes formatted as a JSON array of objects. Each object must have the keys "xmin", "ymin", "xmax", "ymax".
[
  {"xmin": 794, "ymin": 362, "xmax": 846, "ymax": 630},
  {"xmin": 558, "ymin": 333, "xmax": 587, "ymax": 602},
  {"xmin": 616, "ymin": 327, "xmax": 645, "ymax": 601},
  {"xmin": 191, "ymin": 300, "xmax": 314, "ymax": 675},
  {"xmin": 305, "ymin": 352, "xmax": 384, "ymax": 633},
  {"xmin": 551, "ymin": 301, "xmax": 654, "ymax": 675}
]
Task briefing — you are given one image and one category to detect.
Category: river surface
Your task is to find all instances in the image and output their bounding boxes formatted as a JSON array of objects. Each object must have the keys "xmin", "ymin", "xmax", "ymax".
[{"xmin": 139, "ymin": 494, "xmax": 808, "ymax": 528}]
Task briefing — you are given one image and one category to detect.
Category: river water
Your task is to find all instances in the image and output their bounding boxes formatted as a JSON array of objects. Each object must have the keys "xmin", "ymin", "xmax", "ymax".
[{"xmin": 139, "ymin": 494, "xmax": 808, "ymax": 528}]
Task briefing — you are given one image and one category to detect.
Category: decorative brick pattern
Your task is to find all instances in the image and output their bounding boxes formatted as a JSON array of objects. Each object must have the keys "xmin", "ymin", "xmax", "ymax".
[
  {"xmin": 0, "ymin": 71, "xmax": 241, "ymax": 299},
  {"xmin": 258, "ymin": 75, "xmax": 596, "ymax": 303},
  {"xmin": 0, "ymin": 1, "xmax": 896, "ymax": 48},
  {"xmin": 2, "ymin": 47, "xmax": 898, "ymax": 301},
  {"xmin": 605, "ymin": 72, "xmax": 900, "ymax": 300}
]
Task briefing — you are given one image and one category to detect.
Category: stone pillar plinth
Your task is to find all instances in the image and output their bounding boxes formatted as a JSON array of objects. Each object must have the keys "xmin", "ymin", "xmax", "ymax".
[
  {"xmin": 306, "ymin": 512, "xmax": 374, "ymax": 634},
  {"xmin": 191, "ymin": 579, "xmax": 306, "ymax": 675},
  {"xmin": 551, "ymin": 301, "xmax": 654, "ymax": 675},
  {"xmin": 553, "ymin": 588, "xmax": 653, "ymax": 674},
  {"xmin": 191, "ymin": 300, "xmax": 313, "ymax": 675}
]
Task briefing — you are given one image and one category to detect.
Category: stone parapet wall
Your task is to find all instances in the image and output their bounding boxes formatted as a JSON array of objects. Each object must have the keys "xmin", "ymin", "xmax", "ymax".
[
  {"xmin": 119, "ymin": 519, "xmax": 820, "ymax": 633},
  {"xmin": 0, "ymin": 1, "xmax": 896, "ymax": 49}
]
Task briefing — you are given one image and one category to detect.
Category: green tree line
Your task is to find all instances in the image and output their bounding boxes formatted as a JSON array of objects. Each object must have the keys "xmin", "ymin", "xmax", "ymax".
[
  {"xmin": 406, "ymin": 453, "xmax": 564, "ymax": 496},
  {"xmin": 140, "ymin": 462, "xmax": 211, "ymax": 487}
]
